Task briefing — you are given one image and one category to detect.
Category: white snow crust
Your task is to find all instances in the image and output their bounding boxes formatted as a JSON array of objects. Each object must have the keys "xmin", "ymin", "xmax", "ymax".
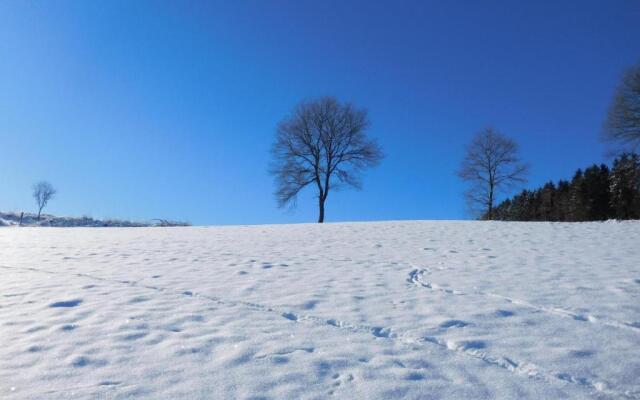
[{"xmin": 1, "ymin": 221, "xmax": 639, "ymax": 399}]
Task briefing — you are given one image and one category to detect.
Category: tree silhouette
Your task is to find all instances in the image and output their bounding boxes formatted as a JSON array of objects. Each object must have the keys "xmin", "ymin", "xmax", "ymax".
[
  {"xmin": 458, "ymin": 127, "xmax": 528, "ymax": 219},
  {"xmin": 32, "ymin": 181, "xmax": 57, "ymax": 220},
  {"xmin": 270, "ymin": 97, "xmax": 383, "ymax": 223}
]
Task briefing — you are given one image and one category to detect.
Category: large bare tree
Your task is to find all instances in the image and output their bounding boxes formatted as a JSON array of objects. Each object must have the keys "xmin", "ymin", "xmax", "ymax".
[
  {"xmin": 458, "ymin": 128, "xmax": 528, "ymax": 219},
  {"xmin": 270, "ymin": 97, "xmax": 383, "ymax": 223},
  {"xmin": 32, "ymin": 181, "xmax": 57, "ymax": 220},
  {"xmin": 604, "ymin": 63, "xmax": 640, "ymax": 152}
]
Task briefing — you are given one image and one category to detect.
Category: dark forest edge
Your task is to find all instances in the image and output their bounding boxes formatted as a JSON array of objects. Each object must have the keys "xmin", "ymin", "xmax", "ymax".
[{"xmin": 485, "ymin": 153, "xmax": 640, "ymax": 221}]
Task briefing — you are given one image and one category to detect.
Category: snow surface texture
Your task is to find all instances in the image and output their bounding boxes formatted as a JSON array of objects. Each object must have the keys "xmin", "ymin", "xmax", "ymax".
[{"xmin": 1, "ymin": 221, "xmax": 639, "ymax": 399}]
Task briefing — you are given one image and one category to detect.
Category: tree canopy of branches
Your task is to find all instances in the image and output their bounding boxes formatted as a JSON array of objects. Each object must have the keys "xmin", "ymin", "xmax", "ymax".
[
  {"xmin": 32, "ymin": 181, "xmax": 56, "ymax": 220},
  {"xmin": 458, "ymin": 127, "xmax": 528, "ymax": 219},
  {"xmin": 604, "ymin": 63, "xmax": 640, "ymax": 152},
  {"xmin": 270, "ymin": 96, "xmax": 383, "ymax": 223},
  {"xmin": 490, "ymin": 153, "xmax": 640, "ymax": 221}
]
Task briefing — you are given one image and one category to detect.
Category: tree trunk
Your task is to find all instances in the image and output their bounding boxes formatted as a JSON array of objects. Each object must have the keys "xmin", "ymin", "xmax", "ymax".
[
  {"xmin": 318, "ymin": 197, "xmax": 325, "ymax": 223},
  {"xmin": 37, "ymin": 206, "xmax": 43, "ymax": 221},
  {"xmin": 488, "ymin": 184, "xmax": 494, "ymax": 220}
]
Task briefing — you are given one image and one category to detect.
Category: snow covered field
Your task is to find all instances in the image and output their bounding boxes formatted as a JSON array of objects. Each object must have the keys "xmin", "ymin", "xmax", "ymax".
[{"xmin": 1, "ymin": 221, "xmax": 639, "ymax": 399}]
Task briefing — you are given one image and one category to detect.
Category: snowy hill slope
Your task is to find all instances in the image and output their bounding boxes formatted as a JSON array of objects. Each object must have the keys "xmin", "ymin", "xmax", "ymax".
[{"xmin": 1, "ymin": 221, "xmax": 639, "ymax": 399}]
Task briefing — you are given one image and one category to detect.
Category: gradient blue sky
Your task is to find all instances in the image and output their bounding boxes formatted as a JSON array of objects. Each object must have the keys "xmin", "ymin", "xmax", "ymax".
[{"xmin": 1, "ymin": 1, "xmax": 639, "ymax": 225}]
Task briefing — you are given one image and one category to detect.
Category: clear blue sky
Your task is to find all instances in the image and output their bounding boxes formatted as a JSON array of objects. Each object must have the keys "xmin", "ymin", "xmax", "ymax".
[{"xmin": 1, "ymin": 1, "xmax": 639, "ymax": 225}]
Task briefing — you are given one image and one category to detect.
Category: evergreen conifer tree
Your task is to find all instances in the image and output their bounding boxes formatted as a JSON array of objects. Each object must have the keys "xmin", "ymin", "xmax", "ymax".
[{"xmin": 609, "ymin": 153, "xmax": 640, "ymax": 219}]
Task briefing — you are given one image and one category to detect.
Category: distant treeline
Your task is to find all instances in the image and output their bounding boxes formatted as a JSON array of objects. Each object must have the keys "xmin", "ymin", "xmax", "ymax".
[
  {"xmin": 0, "ymin": 212, "xmax": 190, "ymax": 227},
  {"xmin": 486, "ymin": 153, "xmax": 640, "ymax": 221}
]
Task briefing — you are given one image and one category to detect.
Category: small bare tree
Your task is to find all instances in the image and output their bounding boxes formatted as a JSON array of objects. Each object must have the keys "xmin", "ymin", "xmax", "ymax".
[
  {"xmin": 270, "ymin": 97, "xmax": 383, "ymax": 223},
  {"xmin": 32, "ymin": 181, "xmax": 56, "ymax": 220},
  {"xmin": 458, "ymin": 127, "xmax": 528, "ymax": 219},
  {"xmin": 604, "ymin": 63, "xmax": 640, "ymax": 152}
]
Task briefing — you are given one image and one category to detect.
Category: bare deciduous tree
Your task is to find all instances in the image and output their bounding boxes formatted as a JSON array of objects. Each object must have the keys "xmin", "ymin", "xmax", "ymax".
[
  {"xmin": 458, "ymin": 127, "xmax": 528, "ymax": 219},
  {"xmin": 604, "ymin": 63, "xmax": 640, "ymax": 152},
  {"xmin": 32, "ymin": 181, "xmax": 56, "ymax": 220},
  {"xmin": 270, "ymin": 97, "xmax": 383, "ymax": 223}
]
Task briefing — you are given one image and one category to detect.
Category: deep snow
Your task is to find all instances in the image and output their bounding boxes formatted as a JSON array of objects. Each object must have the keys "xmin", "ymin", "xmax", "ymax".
[{"xmin": 0, "ymin": 221, "xmax": 639, "ymax": 399}]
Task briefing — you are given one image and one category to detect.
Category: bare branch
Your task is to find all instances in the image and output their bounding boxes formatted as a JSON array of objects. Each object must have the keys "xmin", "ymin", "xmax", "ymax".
[{"xmin": 604, "ymin": 62, "xmax": 640, "ymax": 153}]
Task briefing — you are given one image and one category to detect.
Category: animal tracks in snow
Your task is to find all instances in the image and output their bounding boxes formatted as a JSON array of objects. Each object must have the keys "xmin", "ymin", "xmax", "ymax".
[
  {"xmin": 1, "ymin": 264, "xmax": 635, "ymax": 399},
  {"xmin": 408, "ymin": 268, "xmax": 640, "ymax": 334}
]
